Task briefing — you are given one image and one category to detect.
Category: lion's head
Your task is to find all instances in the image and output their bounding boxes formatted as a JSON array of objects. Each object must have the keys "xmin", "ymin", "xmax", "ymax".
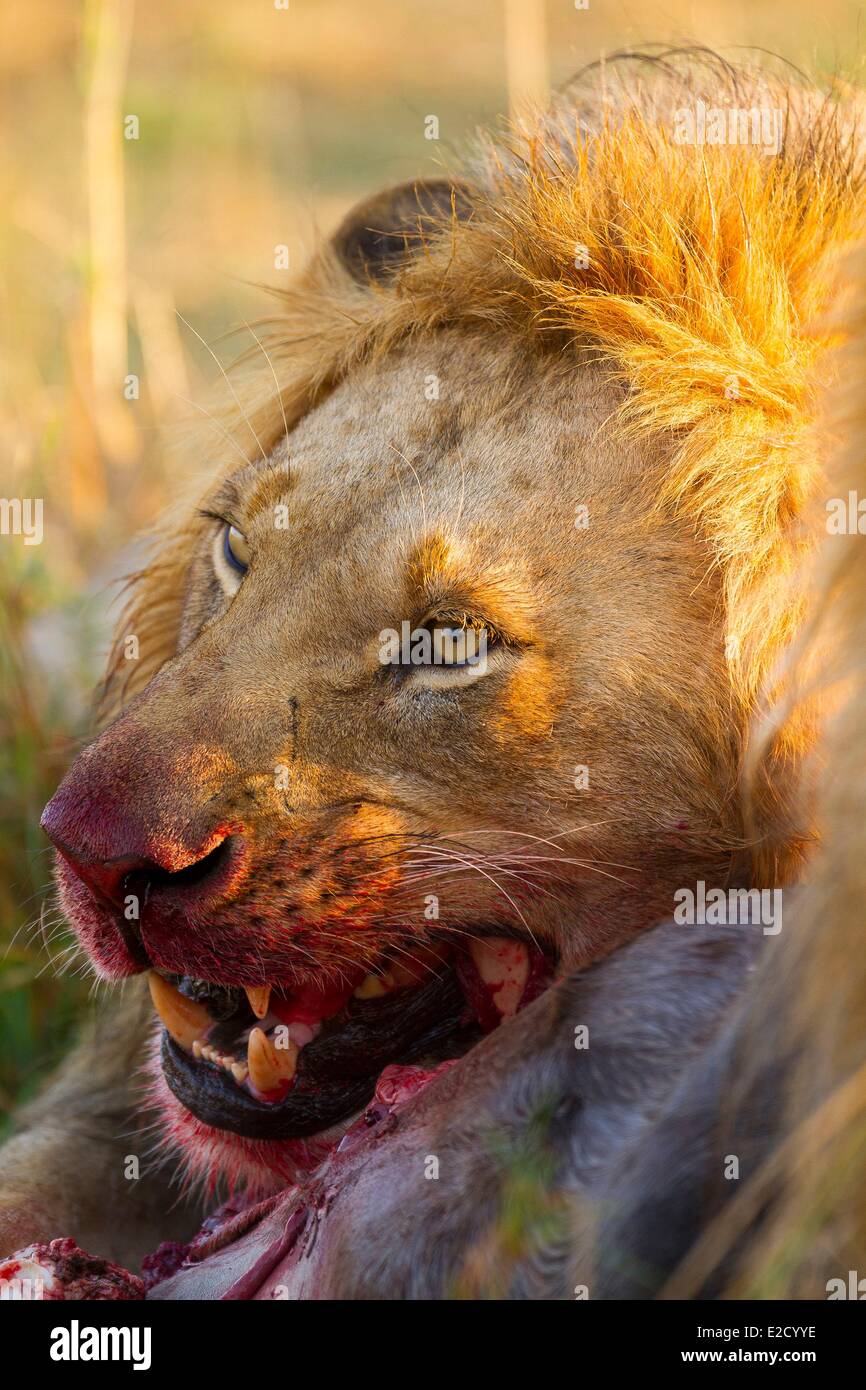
[{"xmin": 40, "ymin": 53, "xmax": 864, "ymax": 1190}]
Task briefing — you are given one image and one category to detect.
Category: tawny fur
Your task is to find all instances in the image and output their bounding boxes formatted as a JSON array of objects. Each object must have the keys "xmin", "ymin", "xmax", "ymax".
[{"xmin": 720, "ymin": 240, "xmax": 866, "ymax": 1296}]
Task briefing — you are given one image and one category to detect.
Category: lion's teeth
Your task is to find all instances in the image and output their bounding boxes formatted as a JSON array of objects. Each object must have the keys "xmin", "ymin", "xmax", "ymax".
[
  {"xmin": 245, "ymin": 985, "xmax": 271, "ymax": 1018},
  {"xmin": 468, "ymin": 939, "xmax": 530, "ymax": 1018},
  {"xmin": 193, "ymin": 1042, "xmax": 248, "ymax": 1085},
  {"xmin": 247, "ymin": 1026, "xmax": 298, "ymax": 1093},
  {"xmin": 148, "ymin": 971, "xmax": 212, "ymax": 1051},
  {"xmin": 354, "ymin": 970, "xmax": 395, "ymax": 999}
]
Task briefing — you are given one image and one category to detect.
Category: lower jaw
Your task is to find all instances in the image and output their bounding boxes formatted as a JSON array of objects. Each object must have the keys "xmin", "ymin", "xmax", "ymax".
[
  {"xmin": 145, "ymin": 1054, "xmax": 334, "ymax": 1196},
  {"xmin": 161, "ymin": 1034, "xmax": 376, "ymax": 1141},
  {"xmin": 159, "ymin": 974, "xmax": 472, "ymax": 1141},
  {"xmin": 150, "ymin": 937, "xmax": 552, "ymax": 1163}
]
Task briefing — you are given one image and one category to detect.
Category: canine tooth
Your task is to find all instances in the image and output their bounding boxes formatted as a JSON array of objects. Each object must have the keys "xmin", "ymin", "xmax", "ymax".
[
  {"xmin": 468, "ymin": 939, "xmax": 530, "ymax": 1018},
  {"xmin": 354, "ymin": 970, "xmax": 395, "ymax": 999},
  {"xmin": 148, "ymin": 971, "xmax": 212, "ymax": 1051},
  {"xmin": 247, "ymin": 1026, "xmax": 298, "ymax": 1093},
  {"xmin": 245, "ymin": 985, "xmax": 271, "ymax": 1018}
]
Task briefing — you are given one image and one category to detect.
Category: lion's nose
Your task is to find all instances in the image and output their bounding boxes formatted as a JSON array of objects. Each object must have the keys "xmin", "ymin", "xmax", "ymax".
[
  {"xmin": 41, "ymin": 773, "xmax": 236, "ymax": 914},
  {"xmin": 41, "ymin": 802, "xmax": 233, "ymax": 911}
]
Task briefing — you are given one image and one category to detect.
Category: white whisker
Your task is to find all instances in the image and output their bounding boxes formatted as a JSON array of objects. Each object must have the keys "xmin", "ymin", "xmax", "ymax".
[{"xmin": 176, "ymin": 311, "xmax": 269, "ymax": 465}]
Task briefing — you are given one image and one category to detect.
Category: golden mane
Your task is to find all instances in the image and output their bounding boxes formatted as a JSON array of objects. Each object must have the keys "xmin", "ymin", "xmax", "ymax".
[{"xmin": 104, "ymin": 50, "xmax": 866, "ymax": 881}]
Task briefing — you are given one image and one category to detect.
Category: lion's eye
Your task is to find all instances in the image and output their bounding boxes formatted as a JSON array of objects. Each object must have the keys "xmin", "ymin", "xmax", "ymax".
[
  {"xmin": 428, "ymin": 624, "xmax": 488, "ymax": 667},
  {"xmin": 380, "ymin": 615, "xmax": 507, "ymax": 690},
  {"xmin": 223, "ymin": 524, "xmax": 250, "ymax": 573}
]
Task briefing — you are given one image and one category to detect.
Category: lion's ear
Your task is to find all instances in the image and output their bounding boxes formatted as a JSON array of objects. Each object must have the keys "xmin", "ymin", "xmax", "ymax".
[{"xmin": 331, "ymin": 178, "xmax": 475, "ymax": 283}]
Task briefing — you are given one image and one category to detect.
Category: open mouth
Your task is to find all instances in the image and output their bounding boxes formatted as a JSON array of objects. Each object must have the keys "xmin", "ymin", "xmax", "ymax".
[{"xmin": 150, "ymin": 937, "xmax": 553, "ymax": 1141}]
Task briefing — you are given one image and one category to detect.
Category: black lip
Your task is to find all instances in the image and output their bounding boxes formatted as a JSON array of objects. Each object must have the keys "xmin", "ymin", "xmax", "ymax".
[
  {"xmin": 162, "ymin": 1034, "xmax": 374, "ymax": 1139},
  {"xmin": 160, "ymin": 969, "xmax": 476, "ymax": 1140}
]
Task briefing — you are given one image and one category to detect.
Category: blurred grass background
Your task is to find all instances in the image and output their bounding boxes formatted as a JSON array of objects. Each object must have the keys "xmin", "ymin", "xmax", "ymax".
[{"xmin": 0, "ymin": 0, "xmax": 863, "ymax": 1130}]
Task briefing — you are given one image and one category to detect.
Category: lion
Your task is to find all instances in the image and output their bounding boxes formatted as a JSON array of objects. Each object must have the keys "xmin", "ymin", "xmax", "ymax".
[{"xmin": 1, "ymin": 49, "xmax": 864, "ymax": 1295}]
